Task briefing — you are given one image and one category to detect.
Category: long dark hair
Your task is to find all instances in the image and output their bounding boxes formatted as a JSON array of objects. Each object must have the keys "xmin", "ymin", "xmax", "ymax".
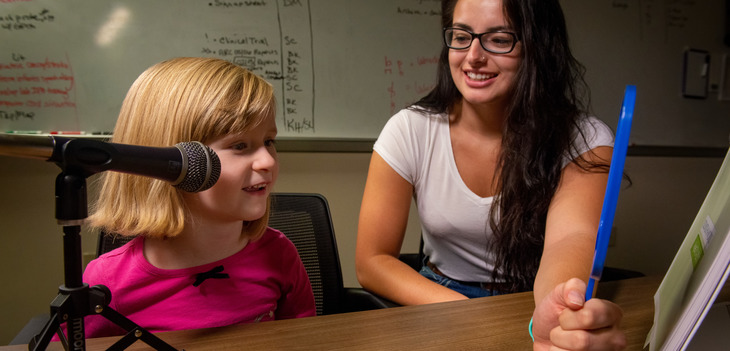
[{"xmin": 412, "ymin": 0, "xmax": 606, "ymax": 292}]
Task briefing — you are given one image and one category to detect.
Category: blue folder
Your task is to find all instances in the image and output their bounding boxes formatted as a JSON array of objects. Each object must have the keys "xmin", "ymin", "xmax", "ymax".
[{"xmin": 586, "ymin": 85, "xmax": 636, "ymax": 300}]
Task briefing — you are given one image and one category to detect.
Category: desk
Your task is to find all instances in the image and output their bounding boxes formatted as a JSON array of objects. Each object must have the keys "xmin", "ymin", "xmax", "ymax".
[{"xmin": 2, "ymin": 276, "xmax": 659, "ymax": 351}]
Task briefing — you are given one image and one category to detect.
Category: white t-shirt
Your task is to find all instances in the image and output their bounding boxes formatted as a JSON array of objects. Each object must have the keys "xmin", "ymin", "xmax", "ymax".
[{"xmin": 373, "ymin": 108, "xmax": 614, "ymax": 282}]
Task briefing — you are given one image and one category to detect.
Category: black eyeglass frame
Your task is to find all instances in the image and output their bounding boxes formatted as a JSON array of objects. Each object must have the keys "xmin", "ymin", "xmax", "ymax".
[{"xmin": 442, "ymin": 27, "xmax": 520, "ymax": 54}]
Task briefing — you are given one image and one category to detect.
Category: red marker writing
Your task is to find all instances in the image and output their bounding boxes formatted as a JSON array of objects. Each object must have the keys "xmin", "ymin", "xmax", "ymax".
[{"xmin": 50, "ymin": 131, "xmax": 86, "ymax": 135}]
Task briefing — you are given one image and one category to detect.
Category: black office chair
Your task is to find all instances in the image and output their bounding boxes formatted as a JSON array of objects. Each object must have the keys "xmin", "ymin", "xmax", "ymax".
[
  {"xmin": 268, "ymin": 193, "xmax": 393, "ymax": 314},
  {"xmin": 398, "ymin": 238, "xmax": 424, "ymax": 272}
]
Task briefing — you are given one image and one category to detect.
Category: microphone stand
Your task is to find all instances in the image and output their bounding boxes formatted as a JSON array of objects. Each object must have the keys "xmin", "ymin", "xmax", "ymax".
[{"xmin": 29, "ymin": 142, "xmax": 180, "ymax": 351}]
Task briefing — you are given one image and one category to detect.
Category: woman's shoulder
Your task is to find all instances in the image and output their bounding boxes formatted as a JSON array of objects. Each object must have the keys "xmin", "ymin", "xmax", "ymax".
[
  {"xmin": 378, "ymin": 108, "xmax": 448, "ymax": 143},
  {"xmin": 575, "ymin": 115, "xmax": 614, "ymax": 147},
  {"xmin": 562, "ymin": 115, "xmax": 614, "ymax": 167},
  {"xmin": 390, "ymin": 107, "xmax": 447, "ymax": 124},
  {"xmin": 579, "ymin": 115, "xmax": 611, "ymax": 131}
]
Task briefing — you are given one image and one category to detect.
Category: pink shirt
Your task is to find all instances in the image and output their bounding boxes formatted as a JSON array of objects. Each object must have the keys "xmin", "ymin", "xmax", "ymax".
[{"xmin": 78, "ymin": 227, "xmax": 315, "ymax": 338}]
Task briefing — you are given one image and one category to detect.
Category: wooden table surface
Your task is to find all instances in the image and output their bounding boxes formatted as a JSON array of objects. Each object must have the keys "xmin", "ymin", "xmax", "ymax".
[{"xmin": 3, "ymin": 276, "xmax": 660, "ymax": 350}]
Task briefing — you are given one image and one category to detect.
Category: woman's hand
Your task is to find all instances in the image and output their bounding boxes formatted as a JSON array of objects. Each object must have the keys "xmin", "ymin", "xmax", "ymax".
[{"xmin": 532, "ymin": 278, "xmax": 626, "ymax": 351}]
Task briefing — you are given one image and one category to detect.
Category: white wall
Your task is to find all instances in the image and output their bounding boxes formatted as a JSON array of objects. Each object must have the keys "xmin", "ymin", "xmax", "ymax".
[
  {"xmin": 609, "ymin": 156, "xmax": 725, "ymax": 275},
  {"xmin": 0, "ymin": 151, "xmax": 724, "ymax": 344}
]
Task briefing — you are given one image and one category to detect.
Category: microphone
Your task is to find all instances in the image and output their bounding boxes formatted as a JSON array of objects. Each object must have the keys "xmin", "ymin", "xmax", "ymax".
[{"xmin": 0, "ymin": 134, "xmax": 221, "ymax": 192}]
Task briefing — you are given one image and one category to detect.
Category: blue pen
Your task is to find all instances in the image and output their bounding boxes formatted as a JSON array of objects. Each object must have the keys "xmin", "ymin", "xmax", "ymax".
[{"xmin": 585, "ymin": 85, "xmax": 636, "ymax": 300}]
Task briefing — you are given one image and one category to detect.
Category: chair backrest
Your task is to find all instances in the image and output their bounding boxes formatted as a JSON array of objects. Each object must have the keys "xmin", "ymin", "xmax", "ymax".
[
  {"xmin": 96, "ymin": 192, "xmax": 346, "ymax": 316},
  {"xmin": 268, "ymin": 193, "xmax": 345, "ymax": 316}
]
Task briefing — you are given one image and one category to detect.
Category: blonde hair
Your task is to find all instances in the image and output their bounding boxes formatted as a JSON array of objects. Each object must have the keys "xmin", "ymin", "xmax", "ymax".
[{"xmin": 89, "ymin": 57, "xmax": 275, "ymax": 240}]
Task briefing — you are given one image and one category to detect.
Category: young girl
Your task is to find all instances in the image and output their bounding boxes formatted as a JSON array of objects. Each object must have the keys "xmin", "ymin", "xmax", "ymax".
[
  {"xmin": 80, "ymin": 57, "xmax": 315, "ymax": 338},
  {"xmin": 356, "ymin": 0, "xmax": 625, "ymax": 350}
]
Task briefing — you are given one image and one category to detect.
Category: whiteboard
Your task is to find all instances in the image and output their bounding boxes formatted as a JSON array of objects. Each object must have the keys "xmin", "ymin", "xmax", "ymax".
[
  {"xmin": 0, "ymin": 0, "xmax": 442, "ymax": 140},
  {"xmin": 1, "ymin": 0, "xmax": 729, "ymax": 148}
]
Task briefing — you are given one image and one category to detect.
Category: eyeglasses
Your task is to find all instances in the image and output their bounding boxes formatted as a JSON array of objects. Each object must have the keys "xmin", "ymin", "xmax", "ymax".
[{"xmin": 443, "ymin": 27, "xmax": 519, "ymax": 54}]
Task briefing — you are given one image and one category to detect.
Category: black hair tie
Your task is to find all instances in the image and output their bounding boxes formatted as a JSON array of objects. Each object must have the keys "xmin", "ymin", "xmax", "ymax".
[{"xmin": 193, "ymin": 265, "xmax": 229, "ymax": 287}]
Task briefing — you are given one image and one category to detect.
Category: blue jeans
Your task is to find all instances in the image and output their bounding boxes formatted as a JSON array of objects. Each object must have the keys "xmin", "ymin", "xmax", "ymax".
[{"xmin": 419, "ymin": 264, "xmax": 502, "ymax": 298}]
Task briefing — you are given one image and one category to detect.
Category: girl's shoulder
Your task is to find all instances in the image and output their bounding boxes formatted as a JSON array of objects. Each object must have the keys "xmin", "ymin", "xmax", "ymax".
[
  {"xmin": 251, "ymin": 227, "xmax": 298, "ymax": 252},
  {"xmin": 242, "ymin": 227, "xmax": 303, "ymax": 270},
  {"xmin": 97, "ymin": 234, "xmax": 142, "ymax": 257},
  {"xmin": 84, "ymin": 236, "xmax": 143, "ymax": 283},
  {"xmin": 95, "ymin": 235, "xmax": 143, "ymax": 262}
]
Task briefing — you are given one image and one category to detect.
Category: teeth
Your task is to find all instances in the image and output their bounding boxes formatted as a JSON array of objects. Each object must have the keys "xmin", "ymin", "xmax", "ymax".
[
  {"xmin": 467, "ymin": 72, "xmax": 495, "ymax": 81},
  {"xmin": 244, "ymin": 183, "xmax": 266, "ymax": 191}
]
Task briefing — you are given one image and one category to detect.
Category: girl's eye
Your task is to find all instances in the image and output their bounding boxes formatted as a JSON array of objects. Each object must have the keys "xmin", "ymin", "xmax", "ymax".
[
  {"xmin": 265, "ymin": 138, "xmax": 277, "ymax": 147},
  {"xmin": 232, "ymin": 142, "xmax": 247, "ymax": 150}
]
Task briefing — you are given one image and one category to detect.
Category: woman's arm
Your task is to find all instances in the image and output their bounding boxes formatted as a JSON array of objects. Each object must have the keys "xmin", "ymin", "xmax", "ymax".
[
  {"xmin": 355, "ymin": 152, "xmax": 468, "ymax": 305},
  {"xmin": 532, "ymin": 146, "xmax": 626, "ymax": 350},
  {"xmin": 534, "ymin": 146, "xmax": 612, "ymax": 303}
]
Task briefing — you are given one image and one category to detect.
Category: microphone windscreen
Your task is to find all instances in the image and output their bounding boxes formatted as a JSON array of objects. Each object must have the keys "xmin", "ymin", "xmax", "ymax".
[{"xmin": 174, "ymin": 142, "xmax": 221, "ymax": 192}]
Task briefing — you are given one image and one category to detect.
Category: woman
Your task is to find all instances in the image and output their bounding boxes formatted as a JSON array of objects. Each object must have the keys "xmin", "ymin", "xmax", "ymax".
[{"xmin": 356, "ymin": 0, "xmax": 626, "ymax": 349}]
